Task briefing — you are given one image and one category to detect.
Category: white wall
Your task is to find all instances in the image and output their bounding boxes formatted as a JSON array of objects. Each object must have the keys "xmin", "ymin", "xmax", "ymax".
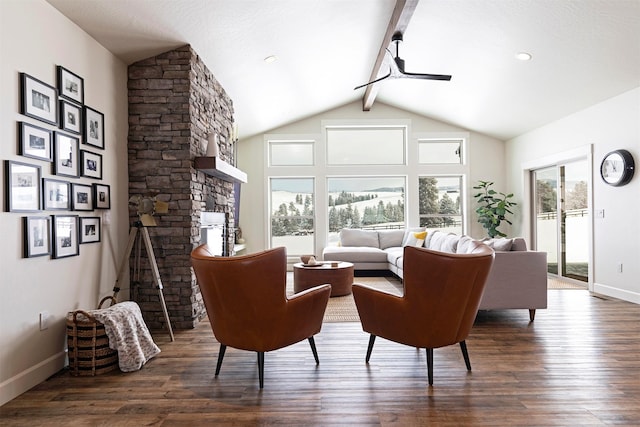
[
  {"xmin": 0, "ymin": 0, "xmax": 129, "ymax": 405},
  {"xmin": 506, "ymin": 88, "xmax": 640, "ymax": 303},
  {"xmin": 237, "ymin": 101, "xmax": 505, "ymax": 255}
]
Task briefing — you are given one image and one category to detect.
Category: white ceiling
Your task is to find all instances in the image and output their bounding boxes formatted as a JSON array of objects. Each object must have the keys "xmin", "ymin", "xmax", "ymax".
[{"xmin": 46, "ymin": 0, "xmax": 640, "ymax": 141}]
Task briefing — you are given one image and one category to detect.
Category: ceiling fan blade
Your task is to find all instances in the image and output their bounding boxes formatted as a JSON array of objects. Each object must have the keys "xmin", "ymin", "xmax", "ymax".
[
  {"xmin": 399, "ymin": 71, "xmax": 452, "ymax": 81},
  {"xmin": 393, "ymin": 56, "xmax": 451, "ymax": 81},
  {"xmin": 354, "ymin": 69, "xmax": 392, "ymax": 90}
]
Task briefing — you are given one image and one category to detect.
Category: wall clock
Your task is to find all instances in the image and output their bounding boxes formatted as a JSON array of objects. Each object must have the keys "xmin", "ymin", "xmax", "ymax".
[{"xmin": 600, "ymin": 149, "xmax": 635, "ymax": 186}]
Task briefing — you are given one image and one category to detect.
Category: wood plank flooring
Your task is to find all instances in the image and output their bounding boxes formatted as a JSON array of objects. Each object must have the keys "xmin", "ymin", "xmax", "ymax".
[{"xmin": 2, "ymin": 289, "xmax": 639, "ymax": 426}]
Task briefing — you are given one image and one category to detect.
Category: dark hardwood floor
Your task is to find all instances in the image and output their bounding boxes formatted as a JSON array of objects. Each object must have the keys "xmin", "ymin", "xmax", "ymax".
[{"xmin": 2, "ymin": 289, "xmax": 639, "ymax": 426}]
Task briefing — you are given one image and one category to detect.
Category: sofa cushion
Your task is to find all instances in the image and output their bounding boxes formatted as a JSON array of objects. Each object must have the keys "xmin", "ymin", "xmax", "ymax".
[
  {"xmin": 378, "ymin": 229, "xmax": 405, "ymax": 249},
  {"xmin": 340, "ymin": 228, "xmax": 379, "ymax": 248},
  {"xmin": 323, "ymin": 246, "xmax": 388, "ymax": 263},
  {"xmin": 403, "ymin": 230, "xmax": 427, "ymax": 247},
  {"xmin": 385, "ymin": 246, "xmax": 404, "ymax": 267}
]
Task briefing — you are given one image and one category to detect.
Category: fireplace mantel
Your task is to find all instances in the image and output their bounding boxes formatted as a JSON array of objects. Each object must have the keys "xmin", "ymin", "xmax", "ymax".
[{"xmin": 195, "ymin": 156, "xmax": 248, "ymax": 183}]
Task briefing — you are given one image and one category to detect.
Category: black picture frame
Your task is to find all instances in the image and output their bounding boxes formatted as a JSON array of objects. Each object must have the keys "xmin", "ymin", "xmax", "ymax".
[
  {"xmin": 18, "ymin": 122, "xmax": 53, "ymax": 162},
  {"xmin": 5, "ymin": 160, "xmax": 41, "ymax": 212},
  {"xmin": 20, "ymin": 72, "xmax": 58, "ymax": 126},
  {"xmin": 52, "ymin": 214, "xmax": 79, "ymax": 259},
  {"xmin": 83, "ymin": 105, "xmax": 104, "ymax": 149},
  {"xmin": 71, "ymin": 183, "xmax": 93, "ymax": 211},
  {"xmin": 24, "ymin": 216, "xmax": 51, "ymax": 258},
  {"xmin": 56, "ymin": 66, "xmax": 84, "ymax": 105},
  {"xmin": 79, "ymin": 216, "xmax": 101, "ymax": 244},
  {"xmin": 53, "ymin": 131, "xmax": 79, "ymax": 178},
  {"xmin": 80, "ymin": 150, "xmax": 103, "ymax": 179},
  {"xmin": 59, "ymin": 99, "xmax": 82, "ymax": 134},
  {"xmin": 43, "ymin": 178, "xmax": 70, "ymax": 210},
  {"xmin": 93, "ymin": 183, "xmax": 111, "ymax": 209}
]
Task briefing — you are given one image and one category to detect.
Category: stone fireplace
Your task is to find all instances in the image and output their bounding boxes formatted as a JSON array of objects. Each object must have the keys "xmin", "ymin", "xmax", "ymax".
[{"xmin": 127, "ymin": 45, "xmax": 239, "ymax": 330}]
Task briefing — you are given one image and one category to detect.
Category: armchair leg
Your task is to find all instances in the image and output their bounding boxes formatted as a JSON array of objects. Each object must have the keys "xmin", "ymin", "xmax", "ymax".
[
  {"xmin": 529, "ymin": 309, "xmax": 536, "ymax": 321},
  {"xmin": 365, "ymin": 335, "xmax": 376, "ymax": 363},
  {"xmin": 308, "ymin": 336, "xmax": 319, "ymax": 364},
  {"xmin": 257, "ymin": 352, "xmax": 265, "ymax": 389},
  {"xmin": 460, "ymin": 340, "xmax": 472, "ymax": 371},
  {"xmin": 215, "ymin": 344, "xmax": 227, "ymax": 376},
  {"xmin": 426, "ymin": 348, "xmax": 434, "ymax": 386}
]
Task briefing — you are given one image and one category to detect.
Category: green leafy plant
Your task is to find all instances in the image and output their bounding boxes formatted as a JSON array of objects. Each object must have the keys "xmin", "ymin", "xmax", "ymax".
[{"xmin": 473, "ymin": 181, "xmax": 517, "ymax": 238}]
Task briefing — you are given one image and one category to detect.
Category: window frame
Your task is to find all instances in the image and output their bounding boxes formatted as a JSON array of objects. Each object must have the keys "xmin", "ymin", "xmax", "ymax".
[{"xmin": 268, "ymin": 177, "xmax": 316, "ymax": 256}]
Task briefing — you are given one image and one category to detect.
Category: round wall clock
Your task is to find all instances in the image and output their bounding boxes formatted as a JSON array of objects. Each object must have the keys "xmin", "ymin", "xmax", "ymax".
[{"xmin": 600, "ymin": 149, "xmax": 635, "ymax": 186}]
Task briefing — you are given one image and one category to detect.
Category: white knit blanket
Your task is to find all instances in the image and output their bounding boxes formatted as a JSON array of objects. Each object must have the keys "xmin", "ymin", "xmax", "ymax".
[{"xmin": 87, "ymin": 301, "xmax": 161, "ymax": 372}]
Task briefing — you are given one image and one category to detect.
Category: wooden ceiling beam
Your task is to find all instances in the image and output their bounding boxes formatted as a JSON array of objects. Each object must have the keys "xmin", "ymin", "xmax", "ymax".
[{"xmin": 362, "ymin": 0, "xmax": 419, "ymax": 111}]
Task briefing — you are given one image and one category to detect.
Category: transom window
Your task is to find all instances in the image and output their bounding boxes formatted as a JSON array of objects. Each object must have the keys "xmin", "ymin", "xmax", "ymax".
[
  {"xmin": 418, "ymin": 138, "xmax": 463, "ymax": 164},
  {"xmin": 269, "ymin": 140, "xmax": 314, "ymax": 166},
  {"xmin": 326, "ymin": 127, "xmax": 406, "ymax": 165}
]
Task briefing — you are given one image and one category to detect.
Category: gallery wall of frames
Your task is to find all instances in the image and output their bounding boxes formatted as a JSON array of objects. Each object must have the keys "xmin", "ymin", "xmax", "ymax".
[{"xmin": 5, "ymin": 66, "xmax": 110, "ymax": 259}]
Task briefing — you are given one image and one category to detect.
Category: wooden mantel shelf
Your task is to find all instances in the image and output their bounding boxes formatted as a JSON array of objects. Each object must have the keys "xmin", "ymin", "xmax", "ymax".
[{"xmin": 195, "ymin": 157, "xmax": 248, "ymax": 183}]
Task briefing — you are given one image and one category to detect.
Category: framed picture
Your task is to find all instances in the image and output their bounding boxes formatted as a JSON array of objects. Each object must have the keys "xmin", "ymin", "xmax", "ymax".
[
  {"xmin": 80, "ymin": 150, "xmax": 103, "ymax": 179},
  {"xmin": 83, "ymin": 106, "xmax": 104, "ymax": 149},
  {"xmin": 23, "ymin": 216, "xmax": 51, "ymax": 258},
  {"xmin": 18, "ymin": 122, "xmax": 53, "ymax": 162},
  {"xmin": 5, "ymin": 160, "xmax": 41, "ymax": 212},
  {"xmin": 79, "ymin": 216, "xmax": 101, "ymax": 244},
  {"xmin": 43, "ymin": 178, "xmax": 70, "ymax": 210},
  {"xmin": 59, "ymin": 100, "xmax": 82, "ymax": 134},
  {"xmin": 56, "ymin": 66, "xmax": 84, "ymax": 105},
  {"xmin": 52, "ymin": 215, "xmax": 79, "ymax": 259},
  {"xmin": 71, "ymin": 183, "xmax": 93, "ymax": 211},
  {"xmin": 93, "ymin": 183, "xmax": 111, "ymax": 209},
  {"xmin": 20, "ymin": 72, "xmax": 58, "ymax": 126},
  {"xmin": 53, "ymin": 131, "xmax": 79, "ymax": 178}
]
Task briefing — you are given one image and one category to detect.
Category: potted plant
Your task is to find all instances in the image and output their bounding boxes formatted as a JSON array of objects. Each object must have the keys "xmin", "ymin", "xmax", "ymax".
[{"xmin": 473, "ymin": 181, "xmax": 517, "ymax": 238}]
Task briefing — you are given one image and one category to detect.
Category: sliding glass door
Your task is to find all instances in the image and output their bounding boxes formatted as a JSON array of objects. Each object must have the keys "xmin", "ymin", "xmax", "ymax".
[{"xmin": 533, "ymin": 159, "xmax": 589, "ymax": 282}]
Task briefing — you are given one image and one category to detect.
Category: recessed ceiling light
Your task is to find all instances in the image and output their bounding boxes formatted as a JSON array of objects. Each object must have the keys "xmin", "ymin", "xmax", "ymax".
[
  {"xmin": 264, "ymin": 55, "xmax": 277, "ymax": 63},
  {"xmin": 515, "ymin": 52, "xmax": 532, "ymax": 61}
]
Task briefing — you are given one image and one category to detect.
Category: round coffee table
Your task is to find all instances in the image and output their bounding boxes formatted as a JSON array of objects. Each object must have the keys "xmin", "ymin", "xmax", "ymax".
[{"xmin": 293, "ymin": 262, "xmax": 354, "ymax": 297}]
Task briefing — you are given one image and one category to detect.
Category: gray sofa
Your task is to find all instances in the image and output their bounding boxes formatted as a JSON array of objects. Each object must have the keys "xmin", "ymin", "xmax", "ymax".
[{"xmin": 322, "ymin": 228, "xmax": 547, "ymax": 321}]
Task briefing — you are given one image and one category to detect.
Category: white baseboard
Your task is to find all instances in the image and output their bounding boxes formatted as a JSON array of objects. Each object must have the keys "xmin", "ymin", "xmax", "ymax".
[
  {"xmin": 0, "ymin": 351, "xmax": 66, "ymax": 406},
  {"xmin": 593, "ymin": 282, "xmax": 640, "ymax": 304}
]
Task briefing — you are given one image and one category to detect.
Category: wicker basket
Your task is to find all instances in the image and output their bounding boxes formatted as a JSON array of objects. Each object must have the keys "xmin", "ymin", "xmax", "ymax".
[{"xmin": 66, "ymin": 296, "xmax": 119, "ymax": 376}]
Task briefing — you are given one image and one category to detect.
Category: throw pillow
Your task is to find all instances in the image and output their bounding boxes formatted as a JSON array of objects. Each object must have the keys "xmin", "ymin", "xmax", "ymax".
[
  {"xmin": 441, "ymin": 234, "xmax": 459, "ymax": 253},
  {"xmin": 402, "ymin": 227, "xmax": 426, "ymax": 246},
  {"xmin": 403, "ymin": 231, "xmax": 427, "ymax": 247},
  {"xmin": 424, "ymin": 230, "xmax": 439, "ymax": 248},
  {"xmin": 481, "ymin": 238, "xmax": 513, "ymax": 251}
]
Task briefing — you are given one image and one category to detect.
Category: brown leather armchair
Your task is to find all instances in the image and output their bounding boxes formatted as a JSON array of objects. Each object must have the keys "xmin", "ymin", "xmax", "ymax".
[
  {"xmin": 191, "ymin": 245, "xmax": 331, "ymax": 388},
  {"xmin": 353, "ymin": 243, "xmax": 494, "ymax": 385}
]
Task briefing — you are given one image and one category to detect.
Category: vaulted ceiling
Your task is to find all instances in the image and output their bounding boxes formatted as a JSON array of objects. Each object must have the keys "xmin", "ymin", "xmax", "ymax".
[{"xmin": 46, "ymin": 0, "xmax": 640, "ymax": 141}]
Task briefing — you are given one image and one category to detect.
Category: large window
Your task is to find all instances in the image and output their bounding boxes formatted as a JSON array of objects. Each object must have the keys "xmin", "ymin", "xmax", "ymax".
[
  {"xmin": 270, "ymin": 178, "xmax": 314, "ymax": 255},
  {"xmin": 326, "ymin": 127, "xmax": 406, "ymax": 165},
  {"xmin": 418, "ymin": 176, "xmax": 463, "ymax": 235},
  {"xmin": 327, "ymin": 177, "xmax": 405, "ymax": 246},
  {"xmin": 266, "ymin": 127, "xmax": 467, "ymax": 256}
]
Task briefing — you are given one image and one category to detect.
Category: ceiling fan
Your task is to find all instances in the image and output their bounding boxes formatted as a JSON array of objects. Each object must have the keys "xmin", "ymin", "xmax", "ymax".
[{"xmin": 354, "ymin": 32, "xmax": 452, "ymax": 90}]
